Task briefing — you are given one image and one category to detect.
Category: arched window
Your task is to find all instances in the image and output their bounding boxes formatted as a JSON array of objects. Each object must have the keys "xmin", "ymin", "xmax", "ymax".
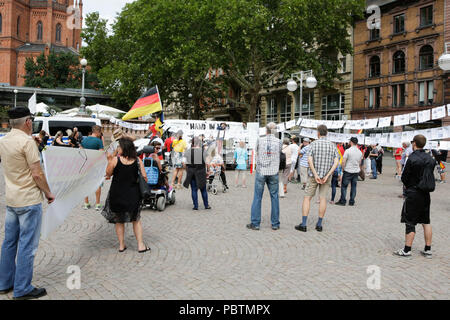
[
  {"xmin": 419, "ymin": 45, "xmax": 434, "ymax": 70},
  {"xmin": 369, "ymin": 55, "xmax": 380, "ymax": 78},
  {"xmin": 17, "ymin": 16, "xmax": 20, "ymax": 37},
  {"xmin": 0, "ymin": 14, "xmax": 3, "ymax": 34},
  {"xmin": 393, "ymin": 51, "xmax": 405, "ymax": 74},
  {"xmin": 37, "ymin": 21, "xmax": 43, "ymax": 41},
  {"xmin": 56, "ymin": 23, "xmax": 62, "ymax": 42}
]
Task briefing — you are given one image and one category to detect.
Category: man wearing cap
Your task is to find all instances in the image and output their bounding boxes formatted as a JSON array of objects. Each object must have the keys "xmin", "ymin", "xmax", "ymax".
[
  {"xmin": 297, "ymin": 138, "xmax": 311, "ymax": 190},
  {"xmin": 0, "ymin": 107, "xmax": 55, "ymax": 300},
  {"xmin": 336, "ymin": 137, "xmax": 363, "ymax": 206}
]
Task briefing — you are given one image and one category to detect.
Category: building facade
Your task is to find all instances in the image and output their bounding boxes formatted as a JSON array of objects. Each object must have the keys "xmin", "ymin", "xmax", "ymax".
[
  {"xmin": 0, "ymin": 0, "xmax": 82, "ymax": 87},
  {"xmin": 353, "ymin": 0, "xmax": 450, "ymax": 132}
]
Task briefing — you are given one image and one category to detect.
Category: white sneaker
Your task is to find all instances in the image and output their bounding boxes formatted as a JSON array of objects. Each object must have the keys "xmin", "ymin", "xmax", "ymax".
[
  {"xmin": 420, "ymin": 250, "xmax": 432, "ymax": 258},
  {"xmin": 83, "ymin": 203, "xmax": 91, "ymax": 210},
  {"xmin": 393, "ymin": 248, "xmax": 411, "ymax": 257}
]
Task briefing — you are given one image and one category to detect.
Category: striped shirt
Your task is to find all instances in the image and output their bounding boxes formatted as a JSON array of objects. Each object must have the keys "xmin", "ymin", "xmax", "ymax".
[
  {"xmin": 299, "ymin": 145, "xmax": 311, "ymax": 168},
  {"xmin": 255, "ymin": 135, "xmax": 282, "ymax": 176}
]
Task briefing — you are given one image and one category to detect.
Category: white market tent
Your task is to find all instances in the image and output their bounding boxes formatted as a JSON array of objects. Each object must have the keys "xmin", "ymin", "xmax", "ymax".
[
  {"xmin": 56, "ymin": 104, "xmax": 125, "ymax": 119},
  {"xmin": 35, "ymin": 102, "xmax": 49, "ymax": 114}
]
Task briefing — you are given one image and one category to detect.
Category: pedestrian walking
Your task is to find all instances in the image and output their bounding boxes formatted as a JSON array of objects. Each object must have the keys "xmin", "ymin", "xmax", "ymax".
[
  {"xmin": 103, "ymin": 138, "xmax": 150, "ymax": 253},
  {"xmin": 394, "ymin": 135, "xmax": 435, "ymax": 258},
  {"xmin": 183, "ymin": 137, "xmax": 211, "ymax": 210},
  {"xmin": 297, "ymin": 138, "xmax": 311, "ymax": 190},
  {"xmin": 247, "ymin": 122, "xmax": 282, "ymax": 231},
  {"xmin": 295, "ymin": 125, "xmax": 339, "ymax": 232},
  {"xmin": 329, "ymin": 163, "xmax": 342, "ymax": 204},
  {"xmin": 369, "ymin": 144, "xmax": 379, "ymax": 179},
  {"xmin": 335, "ymin": 137, "xmax": 363, "ymax": 206},
  {"xmin": 288, "ymin": 136, "xmax": 300, "ymax": 182},
  {"xmin": 0, "ymin": 107, "xmax": 55, "ymax": 300},
  {"xmin": 281, "ymin": 138, "xmax": 293, "ymax": 195},
  {"xmin": 233, "ymin": 141, "xmax": 248, "ymax": 187},
  {"xmin": 376, "ymin": 145, "xmax": 384, "ymax": 174},
  {"xmin": 171, "ymin": 130, "xmax": 187, "ymax": 189},
  {"xmin": 394, "ymin": 147, "xmax": 403, "ymax": 178},
  {"xmin": 80, "ymin": 125, "xmax": 104, "ymax": 211}
]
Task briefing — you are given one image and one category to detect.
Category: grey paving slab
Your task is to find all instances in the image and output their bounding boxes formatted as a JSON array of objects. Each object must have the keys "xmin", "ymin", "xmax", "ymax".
[{"xmin": 0, "ymin": 157, "xmax": 448, "ymax": 300}]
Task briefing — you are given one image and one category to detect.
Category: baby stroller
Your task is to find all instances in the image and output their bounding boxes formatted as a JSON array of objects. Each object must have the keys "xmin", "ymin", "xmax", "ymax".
[
  {"xmin": 206, "ymin": 165, "xmax": 227, "ymax": 195},
  {"xmin": 140, "ymin": 146, "xmax": 176, "ymax": 211}
]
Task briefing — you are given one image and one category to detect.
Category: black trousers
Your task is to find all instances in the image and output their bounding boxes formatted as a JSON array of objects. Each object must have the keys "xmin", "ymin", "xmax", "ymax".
[
  {"xmin": 208, "ymin": 171, "xmax": 227, "ymax": 186},
  {"xmin": 376, "ymin": 158, "xmax": 383, "ymax": 174}
]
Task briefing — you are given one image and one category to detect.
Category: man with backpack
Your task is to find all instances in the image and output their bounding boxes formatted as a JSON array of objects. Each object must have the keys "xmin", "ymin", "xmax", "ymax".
[{"xmin": 394, "ymin": 135, "xmax": 435, "ymax": 258}]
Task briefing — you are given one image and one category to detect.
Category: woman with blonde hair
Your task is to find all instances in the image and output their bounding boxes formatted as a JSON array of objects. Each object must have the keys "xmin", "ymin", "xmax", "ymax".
[
  {"xmin": 233, "ymin": 140, "xmax": 248, "ymax": 187},
  {"xmin": 52, "ymin": 131, "xmax": 69, "ymax": 147}
]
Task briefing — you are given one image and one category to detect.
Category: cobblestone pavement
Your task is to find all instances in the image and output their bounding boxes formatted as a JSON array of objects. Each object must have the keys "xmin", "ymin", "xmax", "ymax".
[{"xmin": 0, "ymin": 158, "xmax": 449, "ymax": 300}]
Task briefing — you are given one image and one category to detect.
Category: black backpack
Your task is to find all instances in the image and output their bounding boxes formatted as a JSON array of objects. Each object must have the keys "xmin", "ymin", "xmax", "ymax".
[
  {"xmin": 279, "ymin": 151, "xmax": 286, "ymax": 170},
  {"xmin": 417, "ymin": 162, "xmax": 436, "ymax": 193}
]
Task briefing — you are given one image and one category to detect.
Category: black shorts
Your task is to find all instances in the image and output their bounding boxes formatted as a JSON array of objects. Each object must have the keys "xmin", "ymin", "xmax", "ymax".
[{"xmin": 401, "ymin": 188, "xmax": 431, "ymax": 225}]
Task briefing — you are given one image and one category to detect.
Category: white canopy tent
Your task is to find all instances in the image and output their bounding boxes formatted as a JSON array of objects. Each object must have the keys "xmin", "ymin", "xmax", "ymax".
[{"xmin": 35, "ymin": 102, "xmax": 49, "ymax": 114}]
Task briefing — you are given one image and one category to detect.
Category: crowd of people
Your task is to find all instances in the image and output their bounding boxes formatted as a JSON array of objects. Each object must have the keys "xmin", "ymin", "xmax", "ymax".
[{"xmin": 0, "ymin": 106, "xmax": 447, "ymax": 300}]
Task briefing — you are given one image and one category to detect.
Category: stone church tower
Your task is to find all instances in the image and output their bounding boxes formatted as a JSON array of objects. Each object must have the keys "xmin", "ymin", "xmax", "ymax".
[{"xmin": 0, "ymin": 0, "xmax": 83, "ymax": 86}]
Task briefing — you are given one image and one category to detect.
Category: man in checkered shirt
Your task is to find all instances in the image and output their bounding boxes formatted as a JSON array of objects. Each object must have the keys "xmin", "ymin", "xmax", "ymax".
[
  {"xmin": 295, "ymin": 125, "xmax": 339, "ymax": 233},
  {"xmin": 247, "ymin": 122, "xmax": 282, "ymax": 231}
]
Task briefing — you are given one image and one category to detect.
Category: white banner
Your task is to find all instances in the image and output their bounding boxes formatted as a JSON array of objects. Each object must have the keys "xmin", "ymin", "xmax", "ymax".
[
  {"xmin": 393, "ymin": 114, "xmax": 409, "ymax": 127},
  {"xmin": 41, "ymin": 147, "xmax": 108, "ymax": 239},
  {"xmin": 418, "ymin": 109, "xmax": 431, "ymax": 123},
  {"xmin": 285, "ymin": 119, "xmax": 296, "ymax": 129},
  {"xmin": 377, "ymin": 116, "xmax": 391, "ymax": 128},
  {"xmin": 409, "ymin": 112, "xmax": 418, "ymax": 124},
  {"xmin": 431, "ymin": 106, "xmax": 446, "ymax": 120},
  {"xmin": 109, "ymin": 117, "xmax": 148, "ymax": 131}
]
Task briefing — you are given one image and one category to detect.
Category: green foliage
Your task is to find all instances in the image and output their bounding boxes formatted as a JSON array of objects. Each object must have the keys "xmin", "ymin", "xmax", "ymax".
[
  {"xmin": 82, "ymin": 0, "xmax": 365, "ymax": 120},
  {"xmin": 24, "ymin": 52, "xmax": 99, "ymax": 90},
  {"xmin": 0, "ymin": 105, "xmax": 10, "ymax": 121}
]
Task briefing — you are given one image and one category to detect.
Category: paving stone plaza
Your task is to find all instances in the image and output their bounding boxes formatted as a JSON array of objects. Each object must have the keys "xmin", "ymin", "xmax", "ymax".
[{"xmin": 0, "ymin": 158, "xmax": 448, "ymax": 300}]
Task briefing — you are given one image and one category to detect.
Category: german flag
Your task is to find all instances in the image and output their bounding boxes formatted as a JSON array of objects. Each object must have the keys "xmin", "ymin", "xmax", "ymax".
[
  {"xmin": 122, "ymin": 86, "xmax": 162, "ymax": 120},
  {"xmin": 357, "ymin": 129, "xmax": 363, "ymax": 134}
]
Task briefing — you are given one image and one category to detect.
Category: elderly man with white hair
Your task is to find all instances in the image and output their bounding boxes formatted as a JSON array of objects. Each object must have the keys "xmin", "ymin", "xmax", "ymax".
[{"xmin": 247, "ymin": 122, "xmax": 282, "ymax": 231}]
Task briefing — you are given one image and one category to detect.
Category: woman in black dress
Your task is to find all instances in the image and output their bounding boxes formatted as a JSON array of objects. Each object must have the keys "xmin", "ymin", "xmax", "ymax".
[{"xmin": 104, "ymin": 138, "xmax": 150, "ymax": 253}]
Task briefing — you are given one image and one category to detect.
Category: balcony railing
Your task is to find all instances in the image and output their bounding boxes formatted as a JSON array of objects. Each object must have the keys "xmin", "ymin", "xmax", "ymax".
[
  {"xmin": 30, "ymin": 0, "xmax": 48, "ymax": 8},
  {"xmin": 53, "ymin": 2, "xmax": 68, "ymax": 12}
]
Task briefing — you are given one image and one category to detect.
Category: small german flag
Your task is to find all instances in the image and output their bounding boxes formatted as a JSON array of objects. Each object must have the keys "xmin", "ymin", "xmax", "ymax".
[
  {"xmin": 357, "ymin": 129, "xmax": 363, "ymax": 134},
  {"xmin": 122, "ymin": 86, "xmax": 162, "ymax": 120},
  {"xmin": 439, "ymin": 161, "xmax": 446, "ymax": 170}
]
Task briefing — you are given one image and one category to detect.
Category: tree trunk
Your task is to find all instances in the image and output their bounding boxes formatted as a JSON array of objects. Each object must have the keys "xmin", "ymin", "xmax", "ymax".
[{"xmin": 247, "ymin": 92, "xmax": 259, "ymax": 122}]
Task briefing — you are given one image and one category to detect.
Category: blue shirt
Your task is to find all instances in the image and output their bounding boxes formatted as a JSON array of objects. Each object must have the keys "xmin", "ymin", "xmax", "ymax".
[
  {"xmin": 234, "ymin": 148, "xmax": 248, "ymax": 170},
  {"xmin": 81, "ymin": 136, "xmax": 103, "ymax": 150},
  {"xmin": 299, "ymin": 145, "xmax": 311, "ymax": 168}
]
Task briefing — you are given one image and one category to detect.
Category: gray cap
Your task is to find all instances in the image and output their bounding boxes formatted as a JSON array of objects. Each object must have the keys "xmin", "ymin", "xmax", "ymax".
[{"xmin": 303, "ymin": 138, "xmax": 310, "ymax": 142}]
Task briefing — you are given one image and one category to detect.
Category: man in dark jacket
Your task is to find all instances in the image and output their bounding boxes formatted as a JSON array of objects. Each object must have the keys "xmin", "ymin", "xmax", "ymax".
[
  {"xmin": 182, "ymin": 137, "xmax": 211, "ymax": 210},
  {"xmin": 394, "ymin": 135, "xmax": 435, "ymax": 258}
]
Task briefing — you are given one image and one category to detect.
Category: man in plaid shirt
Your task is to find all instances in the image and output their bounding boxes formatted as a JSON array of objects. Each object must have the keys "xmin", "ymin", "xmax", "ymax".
[
  {"xmin": 247, "ymin": 122, "xmax": 282, "ymax": 231},
  {"xmin": 295, "ymin": 125, "xmax": 339, "ymax": 232}
]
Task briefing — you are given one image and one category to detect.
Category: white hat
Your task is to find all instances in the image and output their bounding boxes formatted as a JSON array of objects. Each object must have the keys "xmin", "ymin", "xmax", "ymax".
[{"xmin": 303, "ymin": 138, "xmax": 310, "ymax": 142}]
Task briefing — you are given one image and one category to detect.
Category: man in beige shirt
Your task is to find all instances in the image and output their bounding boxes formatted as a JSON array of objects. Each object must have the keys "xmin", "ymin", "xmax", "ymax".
[{"xmin": 0, "ymin": 107, "xmax": 54, "ymax": 300}]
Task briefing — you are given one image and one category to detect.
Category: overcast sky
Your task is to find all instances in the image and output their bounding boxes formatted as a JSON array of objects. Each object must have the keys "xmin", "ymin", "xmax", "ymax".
[{"xmin": 83, "ymin": 0, "xmax": 136, "ymax": 27}]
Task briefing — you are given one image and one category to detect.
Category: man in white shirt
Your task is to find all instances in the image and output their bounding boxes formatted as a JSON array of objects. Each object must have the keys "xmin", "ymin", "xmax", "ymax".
[
  {"xmin": 288, "ymin": 136, "xmax": 300, "ymax": 180},
  {"xmin": 336, "ymin": 137, "xmax": 363, "ymax": 206}
]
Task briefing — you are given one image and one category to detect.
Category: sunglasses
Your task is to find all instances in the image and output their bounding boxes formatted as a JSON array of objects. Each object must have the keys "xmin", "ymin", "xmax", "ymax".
[{"xmin": 27, "ymin": 116, "xmax": 34, "ymax": 122}]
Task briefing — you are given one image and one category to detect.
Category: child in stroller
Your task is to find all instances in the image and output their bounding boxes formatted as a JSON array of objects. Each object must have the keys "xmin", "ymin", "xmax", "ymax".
[{"xmin": 206, "ymin": 148, "xmax": 228, "ymax": 194}]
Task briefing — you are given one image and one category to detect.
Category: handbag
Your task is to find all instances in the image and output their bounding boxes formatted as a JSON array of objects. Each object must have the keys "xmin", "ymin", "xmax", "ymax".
[
  {"xmin": 145, "ymin": 158, "xmax": 159, "ymax": 185},
  {"xmin": 137, "ymin": 160, "xmax": 151, "ymax": 198}
]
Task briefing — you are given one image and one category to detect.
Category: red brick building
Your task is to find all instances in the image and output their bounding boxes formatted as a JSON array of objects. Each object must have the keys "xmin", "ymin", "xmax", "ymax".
[
  {"xmin": 0, "ymin": 0, "xmax": 83, "ymax": 87},
  {"xmin": 353, "ymin": 0, "xmax": 450, "ymax": 130}
]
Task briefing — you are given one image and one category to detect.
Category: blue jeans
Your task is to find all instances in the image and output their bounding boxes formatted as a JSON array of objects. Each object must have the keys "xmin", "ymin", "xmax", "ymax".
[
  {"xmin": 250, "ymin": 172, "xmax": 280, "ymax": 227},
  {"xmin": 339, "ymin": 172, "xmax": 359, "ymax": 205},
  {"xmin": 190, "ymin": 177, "xmax": 209, "ymax": 209},
  {"xmin": 371, "ymin": 158, "xmax": 377, "ymax": 178},
  {"xmin": 331, "ymin": 172, "xmax": 339, "ymax": 202},
  {"xmin": 0, "ymin": 204, "xmax": 42, "ymax": 298}
]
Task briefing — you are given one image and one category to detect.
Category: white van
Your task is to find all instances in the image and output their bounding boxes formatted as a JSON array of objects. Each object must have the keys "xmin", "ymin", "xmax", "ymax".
[{"xmin": 32, "ymin": 116, "xmax": 101, "ymax": 144}]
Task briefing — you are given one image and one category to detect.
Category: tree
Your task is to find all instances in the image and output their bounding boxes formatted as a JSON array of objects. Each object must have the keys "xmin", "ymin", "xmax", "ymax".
[
  {"xmin": 24, "ymin": 52, "xmax": 99, "ymax": 89},
  {"xmin": 209, "ymin": 0, "xmax": 365, "ymax": 121},
  {"xmin": 82, "ymin": 0, "xmax": 364, "ymax": 120},
  {"xmin": 82, "ymin": 0, "xmax": 225, "ymax": 118}
]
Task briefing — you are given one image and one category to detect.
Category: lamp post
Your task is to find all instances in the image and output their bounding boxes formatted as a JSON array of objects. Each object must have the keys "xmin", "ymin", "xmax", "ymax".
[
  {"xmin": 79, "ymin": 58, "xmax": 88, "ymax": 115},
  {"xmin": 13, "ymin": 89, "xmax": 18, "ymax": 108},
  {"xmin": 286, "ymin": 70, "xmax": 317, "ymax": 119},
  {"xmin": 188, "ymin": 93, "xmax": 193, "ymax": 120}
]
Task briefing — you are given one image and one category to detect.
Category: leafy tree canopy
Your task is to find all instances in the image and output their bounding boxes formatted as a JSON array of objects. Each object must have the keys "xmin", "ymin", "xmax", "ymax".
[{"xmin": 24, "ymin": 51, "xmax": 99, "ymax": 90}]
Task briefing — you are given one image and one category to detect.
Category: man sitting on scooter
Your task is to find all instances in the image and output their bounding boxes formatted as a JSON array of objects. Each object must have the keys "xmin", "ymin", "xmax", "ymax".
[{"xmin": 145, "ymin": 140, "xmax": 172, "ymax": 191}]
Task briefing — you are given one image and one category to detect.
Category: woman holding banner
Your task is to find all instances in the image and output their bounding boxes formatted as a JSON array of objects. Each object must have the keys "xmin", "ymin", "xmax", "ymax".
[{"xmin": 103, "ymin": 138, "xmax": 151, "ymax": 253}]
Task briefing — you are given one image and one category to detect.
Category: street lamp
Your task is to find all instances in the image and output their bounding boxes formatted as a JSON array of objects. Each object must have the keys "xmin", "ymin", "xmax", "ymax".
[
  {"xmin": 13, "ymin": 89, "xmax": 18, "ymax": 107},
  {"xmin": 188, "ymin": 93, "xmax": 193, "ymax": 120},
  {"xmin": 286, "ymin": 70, "xmax": 317, "ymax": 119},
  {"xmin": 438, "ymin": 43, "xmax": 450, "ymax": 71},
  {"xmin": 79, "ymin": 58, "xmax": 88, "ymax": 115}
]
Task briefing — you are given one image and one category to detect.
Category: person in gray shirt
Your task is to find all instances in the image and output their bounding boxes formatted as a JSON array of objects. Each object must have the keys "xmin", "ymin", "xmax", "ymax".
[{"xmin": 336, "ymin": 137, "xmax": 363, "ymax": 206}]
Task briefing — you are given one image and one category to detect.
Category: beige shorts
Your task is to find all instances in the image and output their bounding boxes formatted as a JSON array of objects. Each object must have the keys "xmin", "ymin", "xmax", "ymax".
[
  {"xmin": 300, "ymin": 166, "xmax": 309, "ymax": 184},
  {"xmin": 304, "ymin": 175, "xmax": 331, "ymax": 198}
]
